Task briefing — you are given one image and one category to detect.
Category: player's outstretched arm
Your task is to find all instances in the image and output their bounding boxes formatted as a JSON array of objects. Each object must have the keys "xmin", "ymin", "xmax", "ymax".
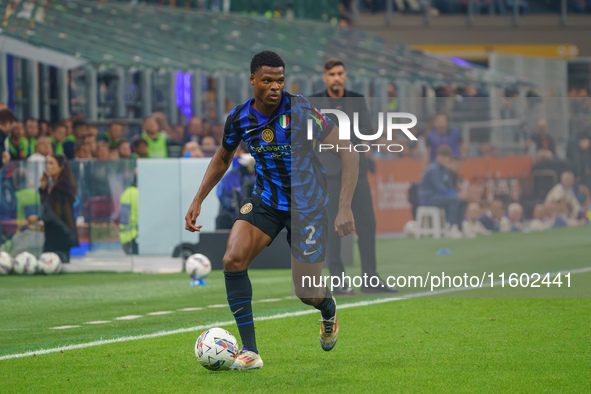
[
  {"xmin": 185, "ymin": 146, "xmax": 236, "ymax": 232},
  {"xmin": 323, "ymin": 125, "xmax": 359, "ymax": 237}
]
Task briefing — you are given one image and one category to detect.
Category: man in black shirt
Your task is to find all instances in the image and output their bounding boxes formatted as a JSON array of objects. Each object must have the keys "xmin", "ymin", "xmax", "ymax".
[
  {"xmin": 0, "ymin": 109, "xmax": 17, "ymax": 168},
  {"xmin": 311, "ymin": 59, "xmax": 397, "ymax": 295}
]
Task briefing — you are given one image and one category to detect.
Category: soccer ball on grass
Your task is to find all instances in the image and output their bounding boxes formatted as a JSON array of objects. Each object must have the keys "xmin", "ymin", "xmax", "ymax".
[
  {"xmin": 13, "ymin": 252, "xmax": 38, "ymax": 275},
  {"xmin": 38, "ymin": 252, "xmax": 62, "ymax": 275},
  {"xmin": 0, "ymin": 251, "xmax": 13, "ymax": 275},
  {"xmin": 195, "ymin": 327, "xmax": 239, "ymax": 371}
]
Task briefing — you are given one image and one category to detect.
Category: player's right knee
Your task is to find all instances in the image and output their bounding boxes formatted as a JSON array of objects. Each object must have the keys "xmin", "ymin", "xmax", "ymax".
[{"xmin": 222, "ymin": 252, "xmax": 247, "ymax": 272}]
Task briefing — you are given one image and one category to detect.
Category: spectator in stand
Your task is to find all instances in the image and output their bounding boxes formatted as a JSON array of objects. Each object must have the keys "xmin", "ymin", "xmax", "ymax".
[
  {"xmin": 39, "ymin": 120, "xmax": 50, "ymax": 137},
  {"xmin": 479, "ymin": 199, "xmax": 505, "ymax": 232},
  {"xmin": 28, "ymin": 136, "xmax": 53, "ymax": 162},
  {"xmin": 50, "ymin": 123, "xmax": 74, "ymax": 159},
  {"xmin": 531, "ymin": 149, "xmax": 573, "ymax": 200},
  {"xmin": 25, "ymin": 118, "xmax": 39, "ymax": 154},
  {"xmin": 182, "ymin": 141, "xmax": 204, "ymax": 158},
  {"xmin": 141, "ymin": 116, "xmax": 168, "ymax": 158},
  {"xmin": 545, "ymin": 171, "xmax": 581, "ymax": 220},
  {"xmin": 210, "ymin": 123, "xmax": 225, "ymax": 146},
  {"xmin": 187, "ymin": 116, "xmax": 204, "ymax": 144},
  {"xmin": 40, "ymin": 154, "xmax": 78, "ymax": 263},
  {"xmin": 200, "ymin": 135, "xmax": 217, "ymax": 156},
  {"xmin": 71, "ymin": 120, "xmax": 88, "ymax": 145},
  {"xmin": 62, "ymin": 119, "xmax": 73, "ymax": 140},
  {"xmin": 99, "ymin": 121, "xmax": 123, "ymax": 149},
  {"xmin": 87, "ymin": 124, "xmax": 99, "ymax": 142},
  {"xmin": 74, "ymin": 142, "xmax": 93, "ymax": 160},
  {"xmin": 571, "ymin": 131, "xmax": 591, "ymax": 189},
  {"xmin": 424, "ymin": 113, "xmax": 466, "ymax": 166},
  {"xmin": 500, "ymin": 203, "xmax": 524, "ymax": 232},
  {"xmin": 109, "ymin": 148, "xmax": 120, "ymax": 160},
  {"xmin": 528, "ymin": 203, "xmax": 547, "ymax": 232},
  {"xmin": 0, "ymin": 109, "xmax": 17, "ymax": 168},
  {"xmin": 462, "ymin": 202, "xmax": 490, "ymax": 237},
  {"xmin": 132, "ymin": 137, "xmax": 149, "ymax": 159},
  {"xmin": 95, "ymin": 141, "xmax": 110, "ymax": 161},
  {"xmin": 0, "ymin": 100, "xmax": 7, "ymax": 110},
  {"xmin": 167, "ymin": 123, "xmax": 189, "ymax": 158},
  {"xmin": 151, "ymin": 111, "xmax": 173, "ymax": 137},
  {"xmin": 418, "ymin": 145, "xmax": 467, "ymax": 238},
  {"xmin": 118, "ymin": 140, "xmax": 132, "ymax": 159},
  {"xmin": 8, "ymin": 122, "xmax": 31, "ymax": 161},
  {"xmin": 529, "ymin": 118, "xmax": 556, "ymax": 156}
]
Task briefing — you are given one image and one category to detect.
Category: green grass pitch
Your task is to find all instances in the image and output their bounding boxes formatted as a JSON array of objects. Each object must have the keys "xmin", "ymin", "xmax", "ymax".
[{"xmin": 1, "ymin": 227, "xmax": 590, "ymax": 392}]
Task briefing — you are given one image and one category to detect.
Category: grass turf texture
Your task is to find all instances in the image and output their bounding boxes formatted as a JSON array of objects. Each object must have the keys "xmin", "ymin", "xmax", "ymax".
[{"xmin": 1, "ymin": 227, "xmax": 590, "ymax": 391}]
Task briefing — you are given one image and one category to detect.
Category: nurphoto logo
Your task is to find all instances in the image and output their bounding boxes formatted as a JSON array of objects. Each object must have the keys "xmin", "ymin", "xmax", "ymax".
[{"xmin": 307, "ymin": 109, "xmax": 418, "ymax": 153}]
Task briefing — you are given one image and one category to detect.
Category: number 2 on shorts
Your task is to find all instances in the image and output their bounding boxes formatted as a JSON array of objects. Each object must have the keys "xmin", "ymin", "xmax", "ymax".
[{"xmin": 305, "ymin": 225, "xmax": 316, "ymax": 245}]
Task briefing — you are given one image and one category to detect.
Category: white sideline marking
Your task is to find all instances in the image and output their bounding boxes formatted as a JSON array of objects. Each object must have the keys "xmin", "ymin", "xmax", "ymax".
[
  {"xmin": 2, "ymin": 266, "xmax": 590, "ymax": 361},
  {"xmin": 48, "ymin": 325, "xmax": 80, "ymax": 330},
  {"xmin": 207, "ymin": 304, "xmax": 227, "ymax": 308},
  {"xmin": 177, "ymin": 307, "xmax": 203, "ymax": 312},
  {"xmin": 115, "ymin": 315, "xmax": 143, "ymax": 321},
  {"xmin": 84, "ymin": 321, "xmax": 111, "ymax": 325},
  {"xmin": 256, "ymin": 298, "xmax": 283, "ymax": 303},
  {"xmin": 147, "ymin": 311, "xmax": 173, "ymax": 316}
]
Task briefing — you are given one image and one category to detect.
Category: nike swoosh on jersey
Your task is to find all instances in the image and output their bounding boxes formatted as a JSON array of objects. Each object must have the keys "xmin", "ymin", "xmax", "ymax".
[{"xmin": 303, "ymin": 249, "xmax": 317, "ymax": 256}]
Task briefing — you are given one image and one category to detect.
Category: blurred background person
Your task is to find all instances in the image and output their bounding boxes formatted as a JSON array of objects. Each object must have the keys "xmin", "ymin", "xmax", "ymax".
[
  {"xmin": 167, "ymin": 123, "xmax": 189, "ymax": 158},
  {"xmin": 99, "ymin": 121, "xmax": 123, "ymax": 149},
  {"xmin": 8, "ymin": 122, "xmax": 31, "ymax": 161},
  {"xmin": 132, "ymin": 137, "xmax": 149, "ymax": 159},
  {"xmin": 500, "ymin": 202, "xmax": 524, "ymax": 232},
  {"xmin": 118, "ymin": 140, "xmax": 132, "ymax": 159},
  {"xmin": 478, "ymin": 199, "xmax": 505, "ymax": 232},
  {"xmin": 528, "ymin": 203, "xmax": 548, "ymax": 232},
  {"xmin": 462, "ymin": 202, "xmax": 490, "ymax": 237},
  {"xmin": 25, "ymin": 117, "xmax": 39, "ymax": 154},
  {"xmin": 74, "ymin": 142, "xmax": 93, "ymax": 160},
  {"xmin": 142, "ymin": 116, "xmax": 168, "ymax": 158},
  {"xmin": 0, "ymin": 109, "xmax": 17, "ymax": 168},
  {"xmin": 419, "ymin": 145, "xmax": 467, "ymax": 238},
  {"xmin": 545, "ymin": 171, "xmax": 581, "ymax": 220},
  {"xmin": 424, "ymin": 113, "xmax": 466, "ymax": 166},
  {"xmin": 181, "ymin": 141, "xmax": 204, "ymax": 158},
  {"xmin": 40, "ymin": 154, "xmax": 78, "ymax": 263},
  {"xmin": 529, "ymin": 118, "xmax": 556, "ymax": 156},
  {"xmin": 28, "ymin": 136, "xmax": 53, "ymax": 162}
]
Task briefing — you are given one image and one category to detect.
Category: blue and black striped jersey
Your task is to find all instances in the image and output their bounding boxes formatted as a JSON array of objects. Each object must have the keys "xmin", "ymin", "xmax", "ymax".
[{"xmin": 222, "ymin": 91, "xmax": 334, "ymax": 212}]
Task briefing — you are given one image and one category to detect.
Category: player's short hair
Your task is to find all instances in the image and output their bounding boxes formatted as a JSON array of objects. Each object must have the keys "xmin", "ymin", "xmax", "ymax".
[
  {"xmin": 436, "ymin": 145, "xmax": 454, "ymax": 158},
  {"xmin": 250, "ymin": 51, "xmax": 285, "ymax": 74},
  {"xmin": 324, "ymin": 58, "xmax": 345, "ymax": 71}
]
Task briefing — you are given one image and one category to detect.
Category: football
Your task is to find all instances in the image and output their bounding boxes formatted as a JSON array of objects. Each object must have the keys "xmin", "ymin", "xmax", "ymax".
[
  {"xmin": 195, "ymin": 327, "xmax": 239, "ymax": 371},
  {"xmin": 0, "ymin": 251, "xmax": 13, "ymax": 275},
  {"xmin": 38, "ymin": 252, "xmax": 62, "ymax": 275},
  {"xmin": 185, "ymin": 253, "xmax": 212, "ymax": 279},
  {"xmin": 13, "ymin": 252, "xmax": 38, "ymax": 275}
]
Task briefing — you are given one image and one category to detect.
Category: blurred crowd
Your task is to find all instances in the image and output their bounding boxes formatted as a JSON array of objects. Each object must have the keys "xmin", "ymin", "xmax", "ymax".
[
  {"xmin": 0, "ymin": 101, "xmax": 224, "ymax": 166},
  {"xmin": 411, "ymin": 107, "xmax": 591, "ymax": 239}
]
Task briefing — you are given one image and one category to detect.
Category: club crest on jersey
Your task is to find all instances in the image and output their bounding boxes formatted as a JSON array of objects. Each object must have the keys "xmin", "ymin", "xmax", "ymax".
[
  {"xmin": 240, "ymin": 203, "xmax": 253, "ymax": 214},
  {"xmin": 279, "ymin": 115, "xmax": 290, "ymax": 129},
  {"xmin": 261, "ymin": 128, "xmax": 274, "ymax": 143}
]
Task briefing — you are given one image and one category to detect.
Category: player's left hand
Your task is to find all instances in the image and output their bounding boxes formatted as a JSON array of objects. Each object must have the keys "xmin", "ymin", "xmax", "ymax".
[{"xmin": 334, "ymin": 207, "xmax": 355, "ymax": 237}]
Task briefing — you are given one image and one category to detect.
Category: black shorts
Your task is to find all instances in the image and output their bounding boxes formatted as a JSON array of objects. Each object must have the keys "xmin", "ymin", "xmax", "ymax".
[{"xmin": 237, "ymin": 193, "xmax": 328, "ymax": 264}]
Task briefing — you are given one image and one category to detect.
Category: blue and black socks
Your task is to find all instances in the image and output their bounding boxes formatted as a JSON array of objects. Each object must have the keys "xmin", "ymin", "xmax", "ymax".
[
  {"xmin": 225, "ymin": 270, "xmax": 257, "ymax": 354},
  {"xmin": 314, "ymin": 287, "xmax": 336, "ymax": 320}
]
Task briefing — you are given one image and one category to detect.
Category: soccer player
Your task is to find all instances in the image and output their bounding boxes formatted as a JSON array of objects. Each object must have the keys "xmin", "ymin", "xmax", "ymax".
[{"xmin": 185, "ymin": 51, "xmax": 359, "ymax": 370}]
